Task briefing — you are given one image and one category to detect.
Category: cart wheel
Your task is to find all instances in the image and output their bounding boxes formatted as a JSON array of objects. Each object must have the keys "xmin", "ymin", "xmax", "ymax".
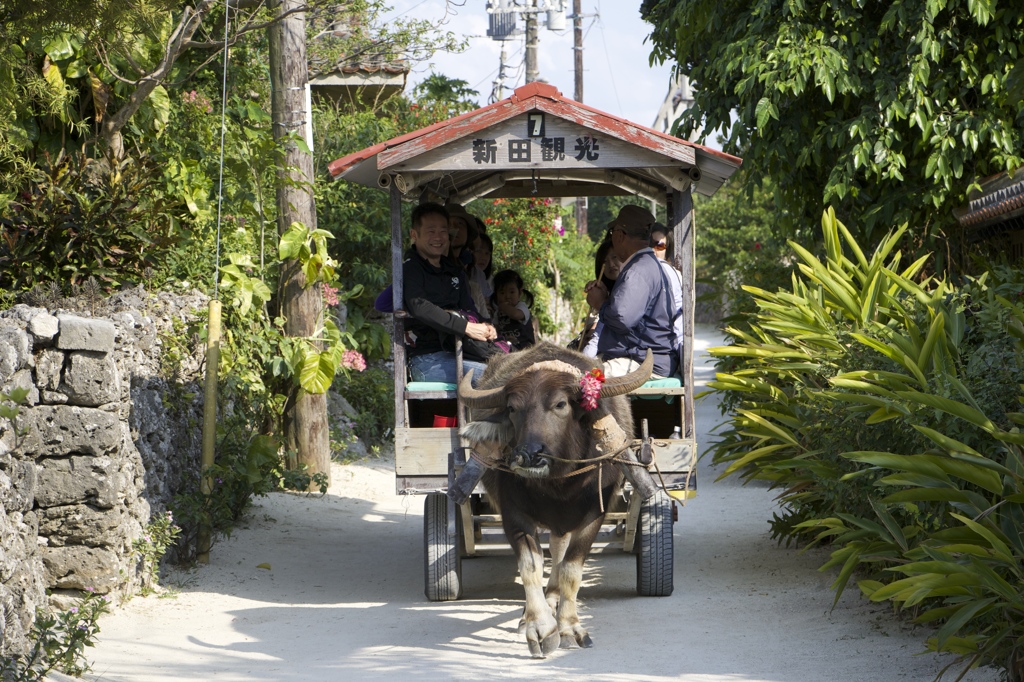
[
  {"xmin": 636, "ymin": 490, "xmax": 674, "ymax": 596},
  {"xmin": 424, "ymin": 492, "xmax": 462, "ymax": 601}
]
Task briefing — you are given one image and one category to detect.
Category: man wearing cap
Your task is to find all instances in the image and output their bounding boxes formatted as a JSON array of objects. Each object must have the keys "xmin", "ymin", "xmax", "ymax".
[{"xmin": 584, "ymin": 205, "xmax": 678, "ymax": 379}]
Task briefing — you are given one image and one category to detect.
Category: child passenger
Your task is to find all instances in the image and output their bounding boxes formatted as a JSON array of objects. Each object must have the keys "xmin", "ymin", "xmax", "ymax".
[{"xmin": 490, "ymin": 269, "xmax": 536, "ymax": 350}]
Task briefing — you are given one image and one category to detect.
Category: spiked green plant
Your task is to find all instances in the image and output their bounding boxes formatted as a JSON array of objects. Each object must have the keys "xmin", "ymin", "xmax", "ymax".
[{"xmin": 710, "ymin": 209, "xmax": 1024, "ymax": 679}]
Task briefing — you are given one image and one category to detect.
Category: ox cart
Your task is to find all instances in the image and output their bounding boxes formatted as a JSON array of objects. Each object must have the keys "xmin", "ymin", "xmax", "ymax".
[{"xmin": 328, "ymin": 83, "xmax": 742, "ymax": 602}]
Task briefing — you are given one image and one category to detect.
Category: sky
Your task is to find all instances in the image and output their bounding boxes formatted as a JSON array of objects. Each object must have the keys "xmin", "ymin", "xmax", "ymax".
[{"xmin": 381, "ymin": 0, "xmax": 676, "ymax": 131}]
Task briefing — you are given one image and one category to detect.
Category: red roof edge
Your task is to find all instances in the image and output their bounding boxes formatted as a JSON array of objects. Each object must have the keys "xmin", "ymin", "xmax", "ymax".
[
  {"xmin": 327, "ymin": 91, "xmax": 521, "ymax": 178},
  {"xmin": 510, "ymin": 82, "xmax": 560, "ymax": 102},
  {"xmin": 327, "ymin": 81, "xmax": 742, "ymax": 178}
]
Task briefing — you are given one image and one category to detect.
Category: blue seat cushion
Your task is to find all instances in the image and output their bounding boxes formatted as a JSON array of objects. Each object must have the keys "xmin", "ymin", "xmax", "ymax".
[
  {"xmin": 641, "ymin": 377, "xmax": 682, "ymax": 389},
  {"xmin": 632, "ymin": 376, "xmax": 683, "ymax": 402},
  {"xmin": 407, "ymin": 381, "xmax": 458, "ymax": 392}
]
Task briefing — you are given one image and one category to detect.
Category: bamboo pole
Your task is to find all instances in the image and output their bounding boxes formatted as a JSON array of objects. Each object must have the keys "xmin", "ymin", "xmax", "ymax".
[{"xmin": 197, "ymin": 299, "xmax": 221, "ymax": 564}]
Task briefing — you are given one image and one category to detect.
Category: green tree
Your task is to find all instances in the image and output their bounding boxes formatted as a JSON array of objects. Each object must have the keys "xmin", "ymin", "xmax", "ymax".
[
  {"xmin": 641, "ymin": 0, "xmax": 1024, "ymax": 267},
  {"xmin": 411, "ymin": 72, "xmax": 479, "ymax": 114}
]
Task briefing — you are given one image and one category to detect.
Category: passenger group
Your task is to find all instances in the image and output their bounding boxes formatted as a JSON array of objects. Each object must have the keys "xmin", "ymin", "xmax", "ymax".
[{"xmin": 383, "ymin": 201, "xmax": 682, "ymax": 386}]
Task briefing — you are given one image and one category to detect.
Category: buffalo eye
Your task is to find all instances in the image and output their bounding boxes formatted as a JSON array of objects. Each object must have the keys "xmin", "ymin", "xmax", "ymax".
[
  {"xmin": 508, "ymin": 406, "xmax": 516, "ymax": 414},
  {"xmin": 554, "ymin": 400, "xmax": 567, "ymax": 409}
]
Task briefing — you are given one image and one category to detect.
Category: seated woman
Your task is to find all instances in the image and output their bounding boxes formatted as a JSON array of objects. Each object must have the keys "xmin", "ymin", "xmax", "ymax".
[
  {"xmin": 650, "ymin": 222, "xmax": 683, "ymax": 353},
  {"xmin": 466, "ymin": 232, "xmax": 494, "ymax": 319},
  {"xmin": 490, "ymin": 269, "xmax": 536, "ymax": 350},
  {"xmin": 580, "ymin": 238, "xmax": 622, "ymax": 357}
]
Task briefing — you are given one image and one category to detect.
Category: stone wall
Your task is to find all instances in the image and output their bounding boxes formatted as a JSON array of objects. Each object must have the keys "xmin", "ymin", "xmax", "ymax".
[{"xmin": 0, "ymin": 287, "xmax": 206, "ymax": 659}]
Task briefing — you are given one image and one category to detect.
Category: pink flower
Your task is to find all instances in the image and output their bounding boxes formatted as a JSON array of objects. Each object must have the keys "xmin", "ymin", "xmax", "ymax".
[
  {"xmin": 341, "ymin": 349, "xmax": 366, "ymax": 372},
  {"xmin": 579, "ymin": 368, "xmax": 605, "ymax": 411},
  {"xmin": 322, "ymin": 283, "xmax": 339, "ymax": 307}
]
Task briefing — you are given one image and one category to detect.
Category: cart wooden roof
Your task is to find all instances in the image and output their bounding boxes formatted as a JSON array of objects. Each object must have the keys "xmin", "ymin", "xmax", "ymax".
[{"xmin": 327, "ymin": 82, "xmax": 742, "ymax": 204}]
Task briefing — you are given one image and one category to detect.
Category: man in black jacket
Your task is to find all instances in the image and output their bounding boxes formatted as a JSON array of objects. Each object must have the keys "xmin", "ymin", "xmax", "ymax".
[{"xmin": 404, "ymin": 202, "xmax": 496, "ymax": 385}]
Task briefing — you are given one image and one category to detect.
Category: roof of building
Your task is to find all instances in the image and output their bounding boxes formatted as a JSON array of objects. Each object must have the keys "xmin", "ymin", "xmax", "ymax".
[
  {"xmin": 309, "ymin": 57, "xmax": 409, "ymax": 106},
  {"xmin": 327, "ymin": 82, "xmax": 742, "ymax": 204}
]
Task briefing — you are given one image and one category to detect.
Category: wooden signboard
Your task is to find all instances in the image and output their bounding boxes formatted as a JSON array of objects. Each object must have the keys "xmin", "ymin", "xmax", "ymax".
[{"xmin": 380, "ymin": 113, "xmax": 694, "ymax": 173}]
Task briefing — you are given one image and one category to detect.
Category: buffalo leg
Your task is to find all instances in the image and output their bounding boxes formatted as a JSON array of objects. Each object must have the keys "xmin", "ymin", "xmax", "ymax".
[
  {"xmin": 556, "ymin": 515, "xmax": 603, "ymax": 649},
  {"xmin": 509, "ymin": 528, "xmax": 559, "ymax": 657},
  {"xmin": 545, "ymin": 532, "xmax": 570, "ymax": 614}
]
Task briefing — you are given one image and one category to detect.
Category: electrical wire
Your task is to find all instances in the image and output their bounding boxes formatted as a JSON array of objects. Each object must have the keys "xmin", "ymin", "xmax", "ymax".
[
  {"xmin": 213, "ymin": 0, "xmax": 231, "ymax": 299},
  {"xmin": 595, "ymin": 0, "xmax": 622, "ymax": 116}
]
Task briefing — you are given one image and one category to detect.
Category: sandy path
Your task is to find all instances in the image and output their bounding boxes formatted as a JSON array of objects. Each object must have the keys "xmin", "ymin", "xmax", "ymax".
[{"xmin": 82, "ymin": 327, "xmax": 997, "ymax": 681}]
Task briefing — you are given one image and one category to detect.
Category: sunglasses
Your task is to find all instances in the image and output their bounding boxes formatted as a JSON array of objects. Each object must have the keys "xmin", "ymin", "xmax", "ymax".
[{"xmin": 652, "ymin": 240, "xmax": 667, "ymax": 251}]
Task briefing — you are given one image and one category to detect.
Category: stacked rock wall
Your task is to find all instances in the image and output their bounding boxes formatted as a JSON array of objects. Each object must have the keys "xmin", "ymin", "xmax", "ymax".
[{"xmin": 0, "ymin": 288, "xmax": 205, "ymax": 659}]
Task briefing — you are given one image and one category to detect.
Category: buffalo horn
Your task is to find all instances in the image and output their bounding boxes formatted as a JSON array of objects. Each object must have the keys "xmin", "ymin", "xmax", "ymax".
[
  {"xmin": 457, "ymin": 370, "xmax": 506, "ymax": 409},
  {"xmin": 599, "ymin": 349, "xmax": 654, "ymax": 397}
]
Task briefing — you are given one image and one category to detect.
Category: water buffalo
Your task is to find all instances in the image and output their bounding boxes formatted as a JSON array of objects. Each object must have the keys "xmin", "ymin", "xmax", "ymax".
[{"xmin": 458, "ymin": 343, "xmax": 653, "ymax": 657}]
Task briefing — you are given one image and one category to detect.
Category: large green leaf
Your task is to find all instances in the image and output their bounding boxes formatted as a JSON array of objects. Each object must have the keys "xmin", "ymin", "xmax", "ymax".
[
  {"xmin": 911, "ymin": 425, "xmax": 983, "ymax": 457},
  {"xmin": 297, "ymin": 350, "xmax": 336, "ymax": 394},
  {"xmin": 43, "ymin": 34, "xmax": 75, "ymax": 61},
  {"xmin": 279, "ymin": 222, "xmax": 309, "ymax": 260},
  {"xmin": 898, "ymin": 392, "xmax": 996, "ymax": 432},
  {"xmin": 951, "ymin": 514, "xmax": 1015, "ymax": 567},
  {"xmin": 844, "ymin": 451, "xmax": 947, "ymax": 479},
  {"xmin": 917, "ymin": 310, "xmax": 946, "ymax": 370}
]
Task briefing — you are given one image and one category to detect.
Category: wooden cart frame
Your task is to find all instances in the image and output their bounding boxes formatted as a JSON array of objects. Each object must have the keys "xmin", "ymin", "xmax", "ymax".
[{"xmin": 329, "ymin": 83, "xmax": 742, "ymax": 599}]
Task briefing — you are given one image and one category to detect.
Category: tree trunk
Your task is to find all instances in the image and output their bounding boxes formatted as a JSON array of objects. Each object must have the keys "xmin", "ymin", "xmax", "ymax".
[{"xmin": 268, "ymin": 0, "xmax": 329, "ymax": 487}]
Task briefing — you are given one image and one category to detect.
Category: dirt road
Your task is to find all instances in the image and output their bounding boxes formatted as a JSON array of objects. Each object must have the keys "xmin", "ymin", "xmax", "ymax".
[{"xmin": 82, "ymin": 327, "xmax": 997, "ymax": 681}]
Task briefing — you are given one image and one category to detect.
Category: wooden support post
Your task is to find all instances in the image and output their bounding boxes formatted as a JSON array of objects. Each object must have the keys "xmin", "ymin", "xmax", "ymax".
[
  {"xmin": 197, "ymin": 300, "xmax": 221, "ymax": 564},
  {"xmin": 391, "ymin": 182, "xmax": 407, "ymax": 428},
  {"xmin": 269, "ymin": 0, "xmax": 329, "ymax": 488},
  {"xmin": 671, "ymin": 187, "xmax": 695, "ymax": 439}
]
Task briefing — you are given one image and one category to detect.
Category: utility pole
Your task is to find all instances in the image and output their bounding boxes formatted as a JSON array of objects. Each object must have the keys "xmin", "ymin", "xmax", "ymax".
[
  {"xmin": 268, "ymin": 0, "xmax": 330, "ymax": 488},
  {"xmin": 524, "ymin": 0, "xmax": 539, "ymax": 83},
  {"xmin": 572, "ymin": 0, "xmax": 587, "ymax": 236},
  {"xmin": 492, "ymin": 40, "xmax": 510, "ymax": 102}
]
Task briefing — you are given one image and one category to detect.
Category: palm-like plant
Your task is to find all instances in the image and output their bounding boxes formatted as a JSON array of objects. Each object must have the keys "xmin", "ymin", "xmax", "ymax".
[{"xmin": 710, "ymin": 208, "xmax": 1024, "ymax": 679}]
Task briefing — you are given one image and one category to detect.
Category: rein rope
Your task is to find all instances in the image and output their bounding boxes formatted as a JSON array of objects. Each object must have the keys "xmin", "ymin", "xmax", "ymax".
[{"xmin": 468, "ymin": 438, "xmax": 682, "ymax": 514}]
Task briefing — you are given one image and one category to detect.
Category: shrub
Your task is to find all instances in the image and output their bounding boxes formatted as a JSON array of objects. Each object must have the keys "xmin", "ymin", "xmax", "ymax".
[
  {"xmin": 709, "ymin": 207, "xmax": 1024, "ymax": 679},
  {"xmin": 0, "ymin": 590, "xmax": 111, "ymax": 680},
  {"xmin": 335, "ymin": 365, "xmax": 394, "ymax": 446},
  {"xmin": 0, "ymin": 151, "xmax": 184, "ymax": 291}
]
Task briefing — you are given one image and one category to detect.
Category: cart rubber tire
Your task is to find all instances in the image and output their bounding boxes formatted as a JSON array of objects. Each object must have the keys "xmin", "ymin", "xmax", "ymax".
[
  {"xmin": 636, "ymin": 490, "xmax": 674, "ymax": 596},
  {"xmin": 424, "ymin": 493, "xmax": 462, "ymax": 601}
]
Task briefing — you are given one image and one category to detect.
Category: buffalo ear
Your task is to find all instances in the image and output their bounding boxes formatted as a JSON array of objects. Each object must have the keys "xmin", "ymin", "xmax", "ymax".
[{"xmin": 461, "ymin": 415, "xmax": 514, "ymax": 446}]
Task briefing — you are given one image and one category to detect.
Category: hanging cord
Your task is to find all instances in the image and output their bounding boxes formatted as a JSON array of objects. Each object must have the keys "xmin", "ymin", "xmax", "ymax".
[
  {"xmin": 469, "ymin": 439, "xmax": 662, "ymax": 514},
  {"xmin": 212, "ymin": 0, "xmax": 231, "ymax": 299}
]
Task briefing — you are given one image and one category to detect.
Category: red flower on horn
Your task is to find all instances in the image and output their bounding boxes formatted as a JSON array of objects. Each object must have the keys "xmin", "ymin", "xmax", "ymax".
[{"xmin": 579, "ymin": 368, "xmax": 605, "ymax": 411}]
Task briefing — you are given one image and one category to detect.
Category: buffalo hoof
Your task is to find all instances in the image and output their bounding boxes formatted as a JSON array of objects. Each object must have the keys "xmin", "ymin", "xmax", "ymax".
[
  {"xmin": 525, "ymin": 620, "xmax": 560, "ymax": 658},
  {"xmin": 527, "ymin": 630, "xmax": 561, "ymax": 658},
  {"xmin": 559, "ymin": 627, "xmax": 593, "ymax": 649}
]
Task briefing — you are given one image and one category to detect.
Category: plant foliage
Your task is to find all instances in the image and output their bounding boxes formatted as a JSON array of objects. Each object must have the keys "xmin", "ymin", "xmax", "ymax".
[
  {"xmin": 709, "ymin": 208, "xmax": 1024, "ymax": 679},
  {"xmin": 641, "ymin": 0, "xmax": 1024, "ymax": 263}
]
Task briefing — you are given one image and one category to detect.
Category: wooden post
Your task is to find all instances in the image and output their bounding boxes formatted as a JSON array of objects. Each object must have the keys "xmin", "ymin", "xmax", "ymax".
[
  {"xmin": 197, "ymin": 300, "xmax": 221, "ymax": 564},
  {"xmin": 525, "ymin": 0, "xmax": 539, "ymax": 84},
  {"xmin": 572, "ymin": 0, "xmax": 587, "ymax": 236},
  {"xmin": 268, "ymin": 0, "xmax": 329, "ymax": 487},
  {"xmin": 391, "ymin": 182, "xmax": 407, "ymax": 429},
  {"xmin": 671, "ymin": 187, "xmax": 695, "ymax": 439}
]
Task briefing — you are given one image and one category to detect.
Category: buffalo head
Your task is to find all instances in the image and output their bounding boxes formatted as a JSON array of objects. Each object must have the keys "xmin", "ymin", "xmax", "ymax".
[{"xmin": 458, "ymin": 350, "xmax": 652, "ymax": 479}]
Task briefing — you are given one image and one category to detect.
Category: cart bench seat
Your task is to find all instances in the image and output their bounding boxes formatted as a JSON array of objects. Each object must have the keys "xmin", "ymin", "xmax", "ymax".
[
  {"xmin": 406, "ymin": 378, "xmax": 683, "ymax": 400},
  {"xmin": 405, "ymin": 382, "xmax": 457, "ymax": 400}
]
